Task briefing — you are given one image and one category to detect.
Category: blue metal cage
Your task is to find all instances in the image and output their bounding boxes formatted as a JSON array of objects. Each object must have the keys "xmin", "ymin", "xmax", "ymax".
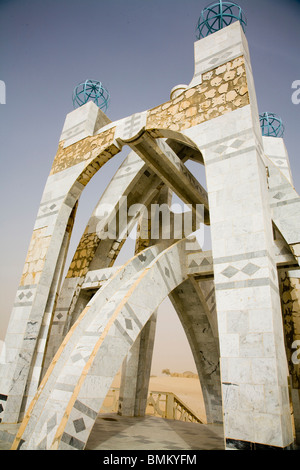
[
  {"xmin": 72, "ymin": 79, "xmax": 110, "ymax": 111},
  {"xmin": 259, "ymin": 112, "xmax": 284, "ymax": 138},
  {"xmin": 196, "ymin": 1, "xmax": 247, "ymax": 39}
]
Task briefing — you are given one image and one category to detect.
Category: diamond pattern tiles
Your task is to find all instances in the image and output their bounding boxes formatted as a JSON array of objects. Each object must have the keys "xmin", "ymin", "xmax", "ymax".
[
  {"xmin": 14, "ymin": 285, "xmax": 37, "ymax": 306},
  {"xmin": 60, "ymin": 400, "xmax": 99, "ymax": 450},
  {"xmin": 18, "ymin": 291, "xmax": 33, "ymax": 301},
  {"xmin": 221, "ymin": 262, "xmax": 260, "ymax": 279},
  {"xmin": 221, "ymin": 266, "xmax": 239, "ymax": 279},
  {"xmin": 194, "ymin": 46, "xmax": 240, "ymax": 78},
  {"xmin": 214, "ymin": 137, "xmax": 244, "ymax": 155},
  {"xmin": 82, "ymin": 267, "xmax": 119, "ymax": 289},
  {"xmin": 187, "ymin": 251, "xmax": 213, "ymax": 276},
  {"xmin": 73, "ymin": 417, "xmax": 86, "ymax": 434},
  {"xmin": 36, "ymin": 196, "xmax": 64, "ymax": 220},
  {"xmin": 204, "ymin": 129, "xmax": 254, "ymax": 167},
  {"xmin": 273, "ymin": 192, "xmax": 285, "ymax": 200}
]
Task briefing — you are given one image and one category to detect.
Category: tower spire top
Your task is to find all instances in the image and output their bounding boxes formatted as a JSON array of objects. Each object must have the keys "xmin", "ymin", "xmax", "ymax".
[{"xmin": 196, "ymin": 1, "xmax": 247, "ymax": 39}]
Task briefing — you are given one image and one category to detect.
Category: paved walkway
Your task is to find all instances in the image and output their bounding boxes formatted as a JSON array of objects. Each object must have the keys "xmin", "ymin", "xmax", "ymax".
[
  {"xmin": 0, "ymin": 413, "xmax": 225, "ymax": 450},
  {"xmin": 86, "ymin": 413, "xmax": 225, "ymax": 451}
]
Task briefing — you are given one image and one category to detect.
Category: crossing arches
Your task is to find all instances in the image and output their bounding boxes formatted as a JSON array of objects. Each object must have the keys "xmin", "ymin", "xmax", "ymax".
[{"xmin": 12, "ymin": 237, "xmax": 221, "ymax": 450}]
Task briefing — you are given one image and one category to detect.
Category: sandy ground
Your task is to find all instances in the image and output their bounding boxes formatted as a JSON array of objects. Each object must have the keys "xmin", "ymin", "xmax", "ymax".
[{"xmin": 111, "ymin": 373, "xmax": 206, "ymax": 423}]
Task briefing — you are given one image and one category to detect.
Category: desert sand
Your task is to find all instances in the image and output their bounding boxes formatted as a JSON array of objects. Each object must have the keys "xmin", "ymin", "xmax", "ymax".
[{"xmin": 110, "ymin": 372, "xmax": 206, "ymax": 423}]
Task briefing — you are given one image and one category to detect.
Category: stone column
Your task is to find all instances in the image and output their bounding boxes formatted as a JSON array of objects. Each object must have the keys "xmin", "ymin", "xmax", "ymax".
[
  {"xmin": 134, "ymin": 312, "xmax": 158, "ymax": 417},
  {"xmin": 169, "ymin": 278, "xmax": 222, "ymax": 424},
  {"xmin": 192, "ymin": 108, "xmax": 294, "ymax": 448},
  {"xmin": 180, "ymin": 19, "xmax": 296, "ymax": 449},
  {"xmin": 118, "ymin": 335, "xmax": 141, "ymax": 417},
  {"xmin": 0, "ymin": 101, "xmax": 118, "ymax": 424},
  {"xmin": 117, "ymin": 313, "xmax": 157, "ymax": 417}
]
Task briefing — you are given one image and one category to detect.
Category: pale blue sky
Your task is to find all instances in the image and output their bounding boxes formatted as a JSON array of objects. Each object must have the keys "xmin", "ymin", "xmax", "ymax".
[{"xmin": 0, "ymin": 0, "xmax": 299, "ymax": 374}]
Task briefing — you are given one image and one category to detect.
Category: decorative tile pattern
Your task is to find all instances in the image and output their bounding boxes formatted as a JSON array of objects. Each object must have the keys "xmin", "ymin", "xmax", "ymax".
[
  {"xmin": 242, "ymin": 263, "xmax": 260, "ymax": 276},
  {"xmin": 203, "ymin": 130, "xmax": 254, "ymax": 166},
  {"xmin": 186, "ymin": 251, "xmax": 213, "ymax": 276},
  {"xmin": 85, "ymin": 413, "xmax": 224, "ymax": 450},
  {"xmin": 14, "ymin": 285, "xmax": 37, "ymax": 307},
  {"xmin": 82, "ymin": 267, "xmax": 119, "ymax": 289},
  {"xmin": 221, "ymin": 266, "xmax": 239, "ymax": 279},
  {"xmin": 115, "ymin": 112, "xmax": 147, "ymax": 143},
  {"xmin": 194, "ymin": 42, "xmax": 243, "ymax": 78},
  {"xmin": 36, "ymin": 196, "xmax": 65, "ymax": 220},
  {"xmin": 73, "ymin": 417, "xmax": 86, "ymax": 434},
  {"xmin": 221, "ymin": 262, "xmax": 260, "ymax": 279}
]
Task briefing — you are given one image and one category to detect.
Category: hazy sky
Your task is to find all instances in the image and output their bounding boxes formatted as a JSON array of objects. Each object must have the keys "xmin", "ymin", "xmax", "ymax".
[{"xmin": 0, "ymin": 0, "xmax": 299, "ymax": 375}]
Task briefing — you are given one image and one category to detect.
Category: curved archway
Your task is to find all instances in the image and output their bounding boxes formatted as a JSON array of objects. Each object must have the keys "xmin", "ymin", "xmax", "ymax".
[
  {"xmin": 41, "ymin": 129, "xmax": 209, "ymax": 376},
  {"xmin": 38, "ymin": 128, "xmax": 219, "ymax": 440},
  {"xmin": 12, "ymin": 236, "xmax": 221, "ymax": 450}
]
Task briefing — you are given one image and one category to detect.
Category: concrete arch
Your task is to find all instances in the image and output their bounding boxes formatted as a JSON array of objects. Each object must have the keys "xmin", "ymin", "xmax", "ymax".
[
  {"xmin": 41, "ymin": 148, "xmax": 164, "ymax": 375},
  {"xmin": 169, "ymin": 277, "xmax": 222, "ymax": 424},
  {"xmin": 0, "ymin": 128, "xmax": 126, "ymax": 422},
  {"xmin": 12, "ymin": 243, "xmax": 163, "ymax": 449},
  {"xmin": 146, "ymin": 128, "xmax": 204, "ymax": 164},
  {"xmin": 12, "ymin": 237, "xmax": 209, "ymax": 450},
  {"xmin": 39, "ymin": 139, "xmax": 216, "ymax": 430},
  {"xmin": 2, "ymin": 121, "xmax": 202, "ymax": 419},
  {"xmin": 0, "ymin": 91, "xmax": 212, "ymax": 422},
  {"xmin": 41, "ymin": 131, "xmax": 208, "ymax": 376}
]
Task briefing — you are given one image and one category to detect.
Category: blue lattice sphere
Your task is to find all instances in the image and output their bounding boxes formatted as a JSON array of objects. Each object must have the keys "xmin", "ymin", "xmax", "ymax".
[
  {"xmin": 72, "ymin": 79, "xmax": 110, "ymax": 111},
  {"xmin": 259, "ymin": 112, "xmax": 284, "ymax": 138},
  {"xmin": 196, "ymin": 1, "xmax": 247, "ymax": 39}
]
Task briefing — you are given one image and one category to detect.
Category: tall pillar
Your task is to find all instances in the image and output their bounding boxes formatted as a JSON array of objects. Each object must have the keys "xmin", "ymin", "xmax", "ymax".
[
  {"xmin": 169, "ymin": 278, "xmax": 222, "ymax": 424},
  {"xmin": 203, "ymin": 117, "xmax": 294, "ymax": 449},
  {"xmin": 118, "ymin": 334, "xmax": 141, "ymax": 417},
  {"xmin": 183, "ymin": 21, "xmax": 294, "ymax": 449},
  {"xmin": 0, "ymin": 101, "xmax": 118, "ymax": 424},
  {"xmin": 118, "ymin": 312, "xmax": 157, "ymax": 417}
]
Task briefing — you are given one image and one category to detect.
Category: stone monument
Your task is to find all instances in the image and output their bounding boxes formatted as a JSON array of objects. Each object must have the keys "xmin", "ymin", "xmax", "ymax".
[{"xmin": 0, "ymin": 1, "xmax": 299, "ymax": 450}]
